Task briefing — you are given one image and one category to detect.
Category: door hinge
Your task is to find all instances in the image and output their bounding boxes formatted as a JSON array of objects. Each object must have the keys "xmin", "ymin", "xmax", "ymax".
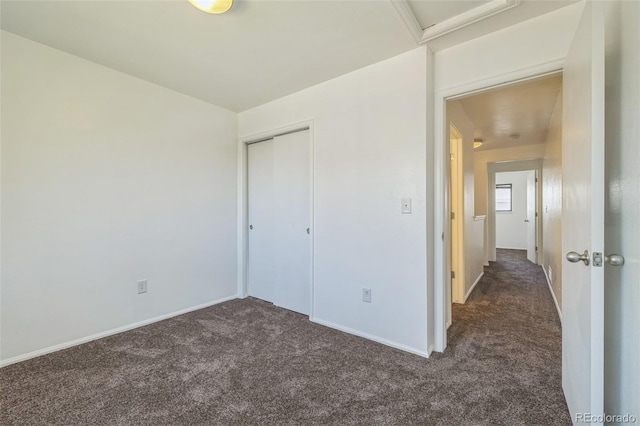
[
  {"xmin": 535, "ymin": 178, "xmax": 538, "ymax": 183},
  {"xmin": 451, "ymin": 212, "xmax": 455, "ymax": 220},
  {"xmin": 451, "ymin": 271, "xmax": 456, "ymax": 279},
  {"xmin": 536, "ymin": 246, "xmax": 538, "ymax": 251},
  {"xmin": 535, "ymin": 212, "xmax": 538, "ymax": 217}
]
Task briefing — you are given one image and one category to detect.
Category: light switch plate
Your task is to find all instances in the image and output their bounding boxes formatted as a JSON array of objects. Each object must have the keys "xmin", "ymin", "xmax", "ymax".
[
  {"xmin": 401, "ymin": 198, "xmax": 412, "ymax": 214},
  {"xmin": 363, "ymin": 288, "xmax": 372, "ymax": 303}
]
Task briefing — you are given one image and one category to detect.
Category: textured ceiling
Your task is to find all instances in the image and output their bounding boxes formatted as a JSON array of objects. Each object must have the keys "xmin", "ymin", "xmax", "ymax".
[
  {"xmin": 1, "ymin": 0, "xmax": 576, "ymax": 112},
  {"xmin": 456, "ymin": 74, "xmax": 563, "ymax": 151},
  {"xmin": 1, "ymin": 0, "xmax": 416, "ymax": 112}
]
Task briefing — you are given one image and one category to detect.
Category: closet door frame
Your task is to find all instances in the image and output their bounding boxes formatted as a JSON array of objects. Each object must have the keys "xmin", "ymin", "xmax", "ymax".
[{"xmin": 238, "ymin": 120, "xmax": 314, "ymax": 318}]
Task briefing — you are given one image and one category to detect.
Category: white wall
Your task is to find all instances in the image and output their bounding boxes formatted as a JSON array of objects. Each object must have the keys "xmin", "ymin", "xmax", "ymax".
[
  {"xmin": 434, "ymin": 3, "xmax": 583, "ymax": 93},
  {"xmin": 542, "ymin": 91, "xmax": 563, "ymax": 315},
  {"xmin": 467, "ymin": 217, "xmax": 485, "ymax": 299},
  {"xmin": 239, "ymin": 47, "xmax": 429, "ymax": 356},
  {"xmin": 495, "ymin": 171, "xmax": 529, "ymax": 249},
  {"xmin": 0, "ymin": 32, "xmax": 238, "ymax": 363},
  {"xmin": 604, "ymin": 0, "xmax": 639, "ymax": 420},
  {"xmin": 447, "ymin": 101, "xmax": 484, "ymax": 301}
]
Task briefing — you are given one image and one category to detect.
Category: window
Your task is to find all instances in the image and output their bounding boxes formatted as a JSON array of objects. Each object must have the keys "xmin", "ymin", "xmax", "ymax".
[{"xmin": 496, "ymin": 184, "xmax": 512, "ymax": 212}]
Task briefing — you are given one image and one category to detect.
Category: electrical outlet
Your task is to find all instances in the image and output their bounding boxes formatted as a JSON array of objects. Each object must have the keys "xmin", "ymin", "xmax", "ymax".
[
  {"xmin": 362, "ymin": 288, "xmax": 372, "ymax": 303},
  {"xmin": 401, "ymin": 198, "xmax": 412, "ymax": 214},
  {"xmin": 137, "ymin": 279, "xmax": 148, "ymax": 294}
]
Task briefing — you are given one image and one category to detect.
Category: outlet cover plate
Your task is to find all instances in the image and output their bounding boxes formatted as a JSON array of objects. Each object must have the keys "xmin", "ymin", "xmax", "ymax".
[
  {"xmin": 401, "ymin": 198, "xmax": 412, "ymax": 214},
  {"xmin": 362, "ymin": 288, "xmax": 372, "ymax": 303}
]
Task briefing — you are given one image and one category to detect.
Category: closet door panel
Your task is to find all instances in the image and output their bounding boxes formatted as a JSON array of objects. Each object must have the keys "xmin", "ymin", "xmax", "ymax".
[
  {"xmin": 247, "ymin": 140, "xmax": 275, "ymax": 302},
  {"xmin": 273, "ymin": 131, "xmax": 311, "ymax": 315}
]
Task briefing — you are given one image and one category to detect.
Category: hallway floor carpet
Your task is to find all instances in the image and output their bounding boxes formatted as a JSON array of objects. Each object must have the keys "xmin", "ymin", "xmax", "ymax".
[{"xmin": 0, "ymin": 249, "xmax": 569, "ymax": 425}]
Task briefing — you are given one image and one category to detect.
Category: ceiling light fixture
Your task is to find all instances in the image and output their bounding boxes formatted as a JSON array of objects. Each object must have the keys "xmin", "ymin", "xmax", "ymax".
[
  {"xmin": 474, "ymin": 138, "xmax": 484, "ymax": 149},
  {"xmin": 188, "ymin": 0, "xmax": 233, "ymax": 14}
]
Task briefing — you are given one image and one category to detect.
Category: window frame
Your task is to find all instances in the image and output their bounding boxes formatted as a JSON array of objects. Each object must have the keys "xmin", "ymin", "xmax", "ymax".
[{"xmin": 495, "ymin": 183, "xmax": 513, "ymax": 212}]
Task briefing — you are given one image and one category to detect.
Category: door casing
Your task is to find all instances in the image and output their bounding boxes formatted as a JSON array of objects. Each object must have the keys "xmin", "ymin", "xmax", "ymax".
[
  {"xmin": 434, "ymin": 62, "xmax": 563, "ymax": 352},
  {"xmin": 487, "ymin": 160, "xmax": 543, "ymax": 265}
]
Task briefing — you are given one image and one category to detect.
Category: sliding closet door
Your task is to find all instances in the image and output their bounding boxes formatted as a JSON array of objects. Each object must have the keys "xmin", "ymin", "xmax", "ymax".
[
  {"xmin": 247, "ymin": 130, "xmax": 311, "ymax": 316},
  {"xmin": 247, "ymin": 140, "xmax": 275, "ymax": 303},
  {"xmin": 273, "ymin": 131, "xmax": 311, "ymax": 315}
]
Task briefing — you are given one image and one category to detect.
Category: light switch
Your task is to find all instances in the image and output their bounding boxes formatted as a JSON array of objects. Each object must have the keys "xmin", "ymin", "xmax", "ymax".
[{"xmin": 401, "ymin": 198, "xmax": 412, "ymax": 214}]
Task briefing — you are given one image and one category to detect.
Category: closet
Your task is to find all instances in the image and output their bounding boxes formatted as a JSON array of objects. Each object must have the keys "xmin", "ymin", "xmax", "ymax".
[{"xmin": 247, "ymin": 129, "xmax": 311, "ymax": 315}]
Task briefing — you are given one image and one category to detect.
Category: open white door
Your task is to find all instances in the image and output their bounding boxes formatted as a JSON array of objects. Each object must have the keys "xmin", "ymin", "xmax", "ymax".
[
  {"xmin": 449, "ymin": 127, "xmax": 463, "ymax": 305},
  {"xmin": 525, "ymin": 170, "xmax": 536, "ymax": 263},
  {"xmin": 562, "ymin": 1, "xmax": 605, "ymax": 422}
]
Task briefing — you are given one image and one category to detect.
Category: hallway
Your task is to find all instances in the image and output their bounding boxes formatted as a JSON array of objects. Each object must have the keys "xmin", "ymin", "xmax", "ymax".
[{"xmin": 444, "ymin": 248, "xmax": 569, "ymax": 424}]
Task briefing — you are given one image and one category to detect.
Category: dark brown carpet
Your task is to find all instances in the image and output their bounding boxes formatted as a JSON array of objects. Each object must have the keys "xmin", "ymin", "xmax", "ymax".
[{"xmin": 0, "ymin": 249, "xmax": 569, "ymax": 425}]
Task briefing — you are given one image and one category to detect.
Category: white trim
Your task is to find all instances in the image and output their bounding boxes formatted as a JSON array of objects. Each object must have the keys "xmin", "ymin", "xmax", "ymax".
[
  {"xmin": 238, "ymin": 120, "xmax": 315, "ymax": 319},
  {"xmin": 464, "ymin": 272, "xmax": 484, "ymax": 303},
  {"xmin": 421, "ymin": 0, "xmax": 521, "ymax": 44},
  {"xmin": 237, "ymin": 130, "xmax": 248, "ymax": 298},
  {"xmin": 496, "ymin": 246, "xmax": 527, "ymax": 250},
  {"xmin": 440, "ymin": 59, "xmax": 565, "ymax": 101},
  {"xmin": 390, "ymin": 0, "xmax": 521, "ymax": 45},
  {"xmin": 0, "ymin": 295, "xmax": 237, "ymax": 368},
  {"xmin": 311, "ymin": 317, "xmax": 429, "ymax": 358},
  {"xmin": 543, "ymin": 266, "xmax": 562, "ymax": 323},
  {"xmin": 432, "ymin": 60, "xmax": 564, "ymax": 353},
  {"xmin": 389, "ymin": 0, "xmax": 422, "ymax": 43}
]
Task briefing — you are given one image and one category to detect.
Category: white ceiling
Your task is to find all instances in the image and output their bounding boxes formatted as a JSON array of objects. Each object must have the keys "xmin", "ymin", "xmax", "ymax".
[
  {"xmin": 1, "ymin": 0, "xmax": 575, "ymax": 112},
  {"xmin": 456, "ymin": 73, "xmax": 562, "ymax": 151},
  {"xmin": 424, "ymin": 0, "xmax": 577, "ymax": 51},
  {"xmin": 407, "ymin": 0, "xmax": 490, "ymax": 29}
]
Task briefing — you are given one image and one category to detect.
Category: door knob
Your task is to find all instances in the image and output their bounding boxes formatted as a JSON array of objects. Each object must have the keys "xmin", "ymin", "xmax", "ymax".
[
  {"xmin": 249, "ymin": 225, "xmax": 253, "ymax": 230},
  {"xmin": 306, "ymin": 228, "xmax": 310, "ymax": 235},
  {"xmin": 566, "ymin": 250, "xmax": 590, "ymax": 266},
  {"xmin": 524, "ymin": 219, "xmax": 530, "ymax": 222},
  {"xmin": 605, "ymin": 254, "xmax": 624, "ymax": 266},
  {"xmin": 585, "ymin": 252, "xmax": 625, "ymax": 267}
]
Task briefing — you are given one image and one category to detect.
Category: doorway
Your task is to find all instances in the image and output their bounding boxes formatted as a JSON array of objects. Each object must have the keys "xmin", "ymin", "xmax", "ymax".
[
  {"xmin": 487, "ymin": 160, "xmax": 543, "ymax": 266},
  {"xmin": 449, "ymin": 124, "xmax": 464, "ymax": 312},
  {"xmin": 494, "ymin": 169, "xmax": 540, "ymax": 264},
  {"xmin": 436, "ymin": 70, "xmax": 563, "ymax": 351}
]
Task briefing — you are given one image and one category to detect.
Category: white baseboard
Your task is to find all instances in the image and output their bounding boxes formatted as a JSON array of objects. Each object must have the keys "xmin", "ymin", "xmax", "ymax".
[
  {"xmin": 543, "ymin": 266, "xmax": 562, "ymax": 323},
  {"xmin": 464, "ymin": 272, "xmax": 484, "ymax": 303},
  {"xmin": 496, "ymin": 246, "xmax": 527, "ymax": 250},
  {"xmin": 310, "ymin": 317, "xmax": 429, "ymax": 358},
  {"xmin": 0, "ymin": 294, "xmax": 238, "ymax": 368}
]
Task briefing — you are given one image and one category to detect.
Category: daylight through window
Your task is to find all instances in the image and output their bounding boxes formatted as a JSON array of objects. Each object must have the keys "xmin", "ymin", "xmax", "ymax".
[{"xmin": 496, "ymin": 184, "xmax": 512, "ymax": 212}]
